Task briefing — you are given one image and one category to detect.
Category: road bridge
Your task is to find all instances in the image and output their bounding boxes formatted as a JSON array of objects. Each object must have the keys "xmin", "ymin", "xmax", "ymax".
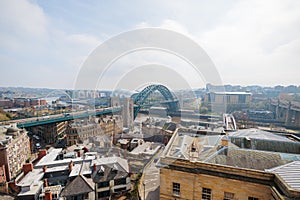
[
  {"xmin": 1, "ymin": 107, "xmax": 122, "ymax": 128},
  {"xmin": 131, "ymin": 84, "xmax": 180, "ymax": 119}
]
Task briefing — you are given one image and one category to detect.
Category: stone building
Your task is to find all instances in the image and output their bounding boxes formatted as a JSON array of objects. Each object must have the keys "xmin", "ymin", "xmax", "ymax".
[
  {"xmin": 204, "ymin": 92, "xmax": 252, "ymax": 105},
  {"xmin": 29, "ymin": 121, "xmax": 67, "ymax": 144},
  {"xmin": 0, "ymin": 124, "xmax": 30, "ymax": 182},
  {"xmin": 66, "ymin": 116, "xmax": 123, "ymax": 146},
  {"xmin": 66, "ymin": 119, "xmax": 101, "ymax": 146},
  {"xmin": 99, "ymin": 115, "xmax": 123, "ymax": 135},
  {"xmin": 158, "ymin": 128, "xmax": 300, "ymax": 199}
]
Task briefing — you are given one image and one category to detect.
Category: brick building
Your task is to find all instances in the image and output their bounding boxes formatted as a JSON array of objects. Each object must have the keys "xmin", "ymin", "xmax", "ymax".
[{"xmin": 0, "ymin": 98, "xmax": 47, "ymax": 109}]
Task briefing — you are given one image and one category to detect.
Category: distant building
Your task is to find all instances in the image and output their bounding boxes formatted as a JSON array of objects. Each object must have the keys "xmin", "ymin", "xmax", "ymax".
[
  {"xmin": 158, "ymin": 128, "xmax": 300, "ymax": 199},
  {"xmin": 110, "ymin": 97, "xmax": 120, "ymax": 107},
  {"xmin": 149, "ymin": 106, "xmax": 167, "ymax": 117},
  {"xmin": 66, "ymin": 119, "xmax": 102, "ymax": 146},
  {"xmin": 0, "ymin": 100, "xmax": 14, "ymax": 109},
  {"xmin": 0, "ymin": 124, "xmax": 30, "ymax": 182},
  {"xmin": 0, "ymin": 98, "xmax": 47, "ymax": 109},
  {"xmin": 66, "ymin": 116, "xmax": 122, "ymax": 146},
  {"xmin": 204, "ymin": 92, "xmax": 252, "ymax": 105},
  {"xmin": 29, "ymin": 121, "xmax": 67, "ymax": 144},
  {"xmin": 99, "ymin": 115, "xmax": 123, "ymax": 136},
  {"xmin": 122, "ymin": 98, "xmax": 133, "ymax": 128}
]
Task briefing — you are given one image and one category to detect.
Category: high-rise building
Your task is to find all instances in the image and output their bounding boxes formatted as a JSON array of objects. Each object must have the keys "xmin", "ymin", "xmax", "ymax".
[{"xmin": 122, "ymin": 98, "xmax": 133, "ymax": 128}]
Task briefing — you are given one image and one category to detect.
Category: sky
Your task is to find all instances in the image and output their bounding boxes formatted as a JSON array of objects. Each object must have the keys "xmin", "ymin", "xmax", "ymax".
[{"xmin": 0, "ymin": 0, "xmax": 300, "ymax": 90}]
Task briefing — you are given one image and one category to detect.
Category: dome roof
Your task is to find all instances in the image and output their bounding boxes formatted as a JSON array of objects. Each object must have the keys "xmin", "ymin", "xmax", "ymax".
[{"xmin": 6, "ymin": 127, "xmax": 19, "ymax": 134}]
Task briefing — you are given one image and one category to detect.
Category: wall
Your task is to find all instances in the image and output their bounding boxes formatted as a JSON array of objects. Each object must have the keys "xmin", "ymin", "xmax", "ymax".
[{"xmin": 160, "ymin": 168, "xmax": 274, "ymax": 200}]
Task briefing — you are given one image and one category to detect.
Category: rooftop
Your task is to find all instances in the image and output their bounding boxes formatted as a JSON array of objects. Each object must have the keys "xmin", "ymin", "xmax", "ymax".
[
  {"xmin": 92, "ymin": 157, "xmax": 129, "ymax": 173},
  {"xmin": 206, "ymin": 147, "xmax": 290, "ymax": 171},
  {"xmin": 267, "ymin": 161, "xmax": 300, "ymax": 191},
  {"xmin": 35, "ymin": 148, "xmax": 84, "ymax": 168},
  {"xmin": 17, "ymin": 169, "xmax": 44, "ymax": 187},
  {"xmin": 60, "ymin": 175, "xmax": 94, "ymax": 197},
  {"xmin": 162, "ymin": 130, "xmax": 224, "ymax": 161},
  {"xmin": 213, "ymin": 92, "xmax": 252, "ymax": 95},
  {"xmin": 229, "ymin": 128, "xmax": 295, "ymax": 142}
]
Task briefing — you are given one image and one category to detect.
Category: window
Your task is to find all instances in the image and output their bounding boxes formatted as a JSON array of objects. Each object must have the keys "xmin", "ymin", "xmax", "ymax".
[
  {"xmin": 114, "ymin": 178, "xmax": 126, "ymax": 185},
  {"xmin": 202, "ymin": 188, "xmax": 212, "ymax": 200},
  {"xmin": 98, "ymin": 190, "xmax": 110, "ymax": 198},
  {"xmin": 98, "ymin": 181, "xmax": 109, "ymax": 188},
  {"xmin": 248, "ymin": 197, "xmax": 259, "ymax": 200},
  {"xmin": 172, "ymin": 182, "xmax": 180, "ymax": 196},
  {"xmin": 224, "ymin": 192, "xmax": 234, "ymax": 200}
]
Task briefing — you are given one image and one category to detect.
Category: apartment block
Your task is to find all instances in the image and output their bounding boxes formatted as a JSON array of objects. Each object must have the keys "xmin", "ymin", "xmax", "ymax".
[{"xmin": 0, "ymin": 124, "xmax": 30, "ymax": 182}]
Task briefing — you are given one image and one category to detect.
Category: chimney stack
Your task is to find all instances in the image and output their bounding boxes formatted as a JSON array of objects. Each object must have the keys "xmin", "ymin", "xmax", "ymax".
[
  {"xmin": 38, "ymin": 149, "xmax": 47, "ymax": 160},
  {"xmin": 93, "ymin": 163, "xmax": 97, "ymax": 172},
  {"xmin": 45, "ymin": 189, "xmax": 52, "ymax": 200},
  {"xmin": 68, "ymin": 161, "xmax": 74, "ymax": 172},
  {"xmin": 43, "ymin": 178, "xmax": 48, "ymax": 187},
  {"xmin": 43, "ymin": 165, "xmax": 47, "ymax": 172},
  {"xmin": 23, "ymin": 163, "xmax": 33, "ymax": 175}
]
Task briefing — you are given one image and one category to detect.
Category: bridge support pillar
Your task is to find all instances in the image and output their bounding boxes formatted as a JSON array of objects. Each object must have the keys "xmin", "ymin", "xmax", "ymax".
[{"xmin": 295, "ymin": 111, "xmax": 300, "ymax": 127}]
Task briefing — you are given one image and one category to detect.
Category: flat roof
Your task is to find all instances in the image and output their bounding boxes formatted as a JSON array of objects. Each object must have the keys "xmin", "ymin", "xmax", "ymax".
[
  {"xmin": 229, "ymin": 128, "xmax": 294, "ymax": 142},
  {"xmin": 17, "ymin": 181, "xmax": 43, "ymax": 197},
  {"xmin": 36, "ymin": 148, "xmax": 84, "ymax": 168},
  {"xmin": 213, "ymin": 92, "xmax": 252, "ymax": 95},
  {"xmin": 17, "ymin": 169, "xmax": 44, "ymax": 187}
]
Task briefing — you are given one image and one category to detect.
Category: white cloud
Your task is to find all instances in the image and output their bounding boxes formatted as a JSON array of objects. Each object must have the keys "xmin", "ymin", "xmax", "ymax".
[
  {"xmin": 197, "ymin": 0, "xmax": 300, "ymax": 86},
  {"xmin": 1, "ymin": 0, "xmax": 299, "ymax": 88},
  {"xmin": 0, "ymin": 0, "xmax": 102, "ymax": 88}
]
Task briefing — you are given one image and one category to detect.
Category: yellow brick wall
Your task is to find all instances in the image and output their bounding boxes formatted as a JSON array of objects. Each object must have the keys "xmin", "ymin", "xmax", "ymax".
[{"xmin": 160, "ymin": 168, "xmax": 274, "ymax": 200}]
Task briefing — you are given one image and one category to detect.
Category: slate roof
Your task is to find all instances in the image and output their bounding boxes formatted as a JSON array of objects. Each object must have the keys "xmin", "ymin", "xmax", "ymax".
[
  {"xmin": 92, "ymin": 163, "xmax": 128, "ymax": 183},
  {"xmin": 207, "ymin": 147, "xmax": 290, "ymax": 170},
  {"xmin": 60, "ymin": 175, "xmax": 94, "ymax": 197},
  {"xmin": 229, "ymin": 128, "xmax": 292, "ymax": 142}
]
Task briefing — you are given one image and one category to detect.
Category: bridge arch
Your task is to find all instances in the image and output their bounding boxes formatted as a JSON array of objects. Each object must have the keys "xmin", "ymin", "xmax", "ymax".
[{"xmin": 131, "ymin": 84, "xmax": 179, "ymax": 119}]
